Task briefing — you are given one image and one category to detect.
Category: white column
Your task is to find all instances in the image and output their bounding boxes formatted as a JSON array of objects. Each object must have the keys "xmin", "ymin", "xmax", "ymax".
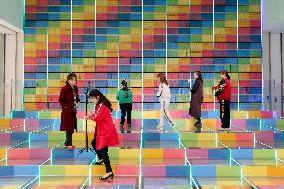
[
  {"xmin": 262, "ymin": 32, "xmax": 270, "ymax": 109},
  {"xmin": 15, "ymin": 31, "xmax": 24, "ymax": 110},
  {"xmin": 271, "ymin": 33, "xmax": 281, "ymax": 113},
  {"xmin": 4, "ymin": 34, "xmax": 17, "ymax": 116},
  {"xmin": 281, "ymin": 33, "xmax": 284, "ymax": 116},
  {"xmin": 0, "ymin": 34, "xmax": 4, "ymax": 116}
]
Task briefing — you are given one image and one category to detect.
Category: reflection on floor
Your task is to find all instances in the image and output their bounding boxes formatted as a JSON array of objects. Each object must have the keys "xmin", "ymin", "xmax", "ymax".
[{"xmin": 0, "ymin": 110, "xmax": 284, "ymax": 188}]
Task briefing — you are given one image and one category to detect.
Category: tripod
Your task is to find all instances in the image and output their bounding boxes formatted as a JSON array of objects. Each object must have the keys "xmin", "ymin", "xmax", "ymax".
[{"xmin": 77, "ymin": 81, "xmax": 95, "ymax": 156}]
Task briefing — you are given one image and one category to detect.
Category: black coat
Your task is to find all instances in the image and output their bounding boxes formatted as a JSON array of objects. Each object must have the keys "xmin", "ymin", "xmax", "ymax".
[{"xmin": 189, "ymin": 80, "xmax": 204, "ymax": 118}]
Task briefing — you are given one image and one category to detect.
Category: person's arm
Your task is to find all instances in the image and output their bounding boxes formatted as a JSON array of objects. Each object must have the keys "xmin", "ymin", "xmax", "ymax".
[
  {"xmin": 190, "ymin": 80, "xmax": 200, "ymax": 93},
  {"xmin": 156, "ymin": 83, "xmax": 163, "ymax": 97},
  {"xmin": 75, "ymin": 86, "xmax": 80, "ymax": 108},
  {"xmin": 129, "ymin": 90, "xmax": 133, "ymax": 100},
  {"xmin": 75, "ymin": 86, "xmax": 80, "ymax": 103},
  {"xmin": 59, "ymin": 87, "xmax": 69, "ymax": 110},
  {"xmin": 214, "ymin": 79, "xmax": 226, "ymax": 96},
  {"xmin": 116, "ymin": 90, "xmax": 119, "ymax": 101},
  {"xmin": 89, "ymin": 104, "xmax": 109, "ymax": 123}
]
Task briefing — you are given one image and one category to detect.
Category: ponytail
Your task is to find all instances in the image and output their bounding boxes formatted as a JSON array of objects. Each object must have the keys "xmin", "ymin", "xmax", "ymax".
[
  {"xmin": 157, "ymin": 73, "xmax": 168, "ymax": 85},
  {"xmin": 121, "ymin": 79, "xmax": 129, "ymax": 98}
]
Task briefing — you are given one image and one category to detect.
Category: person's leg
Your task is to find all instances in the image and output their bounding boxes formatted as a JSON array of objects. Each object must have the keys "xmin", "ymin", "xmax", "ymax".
[
  {"xmin": 163, "ymin": 100, "xmax": 175, "ymax": 127},
  {"xmin": 65, "ymin": 132, "xmax": 68, "ymax": 146},
  {"xmin": 99, "ymin": 147, "xmax": 112, "ymax": 173},
  {"xmin": 69, "ymin": 133, "xmax": 73, "ymax": 146},
  {"xmin": 126, "ymin": 103, "xmax": 132, "ymax": 133},
  {"xmin": 65, "ymin": 132, "xmax": 72, "ymax": 146},
  {"xmin": 220, "ymin": 100, "xmax": 225, "ymax": 129},
  {"xmin": 158, "ymin": 101, "xmax": 164, "ymax": 131},
  {"xmin": 126, "ymin": 103, "xmax": 132, "ymax": 125},
  {"xmin": 120, "ymin": 104, "xmax": 126, "ymax": 133},
  {"xmin": 196, "ymin": 118, "xmax": 201, "ymax": 124},
  {"xmin": 223, "ymin": 100, "xmax": 230, "ymax": 129},
  {"xmin": 91, "ymin": 139, "xmax": 103, "ymax": 162},
  {"xmin": 120, "ymin": 104, "xmax": 126, "ymax": 125}
]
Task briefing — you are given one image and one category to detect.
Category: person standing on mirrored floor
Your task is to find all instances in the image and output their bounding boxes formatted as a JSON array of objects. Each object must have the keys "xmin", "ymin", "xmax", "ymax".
[
  {"xmin": 212, "ymin": 70, "xmax": 232, "ymax": 131},
  {"xmin": 86, "ymin": 89, "xmax": 119, "ymax": 180},
  {"xmin": 59, "ymin": 72, "xmax": 80, "ymax": 150},
  {"xmin": 116, "ymin": 79, "xmax": 133, "ymax": 133},
  {"xmin": 155, "ymin": 73, "xmax": 176, "ymax": 132},
  {"xmin": 189, "ymin": 71, "xmax": 204, "ymax": 126}
]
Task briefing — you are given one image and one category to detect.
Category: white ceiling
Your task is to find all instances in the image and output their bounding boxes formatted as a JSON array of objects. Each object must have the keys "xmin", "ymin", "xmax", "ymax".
[
  {"xmin": 0, "ymin": 24, "xmax": 15, "ymax": 35},
  {"xmin": 263, "ymin": 0, "xmax": 284, "ymax": 33}
]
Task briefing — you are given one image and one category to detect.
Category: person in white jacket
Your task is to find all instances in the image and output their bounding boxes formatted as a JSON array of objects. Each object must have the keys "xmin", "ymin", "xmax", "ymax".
[{"xmin": 155, "ymin": 73, "xmax": 176, "ymax": 132}]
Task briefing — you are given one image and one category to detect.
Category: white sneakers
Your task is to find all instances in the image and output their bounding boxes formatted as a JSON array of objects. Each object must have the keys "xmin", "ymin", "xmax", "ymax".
[
  {"xmin": 157, "ymin": 123, "xmax": 177, "ymax": 133},
  {"xmin": 217, "ymin": 127, "xmax": 231, "ymax": 132}
]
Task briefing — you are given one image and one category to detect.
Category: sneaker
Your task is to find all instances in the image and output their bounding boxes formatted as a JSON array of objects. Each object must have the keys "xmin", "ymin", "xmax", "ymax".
[
  {"xmin": 224, "ymin": 128, "xmax": 231, "ymax": 131},
  {"xmin": 64, "ymin": 144, "xmax": 68, "ymax": 148},
  {"xmin": 157, "ymin": 126, "xmax": 164, "ymax": 132},
  {"xmin": 67, "ymin": 145, "xmax": 75, "ymax": 150},
  {"xmin": 218, "ymin": 128, "xmax": 231, "ymax": 132},
  {"xmin": 217, "ymin": 128, "xmax": 226, "ymax": 131}
]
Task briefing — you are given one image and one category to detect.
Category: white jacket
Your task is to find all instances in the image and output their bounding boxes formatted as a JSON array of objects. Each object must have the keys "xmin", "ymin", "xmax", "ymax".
[{"xmin": 156, "ymin": 83, "xmax": 171, "ymax": 101}]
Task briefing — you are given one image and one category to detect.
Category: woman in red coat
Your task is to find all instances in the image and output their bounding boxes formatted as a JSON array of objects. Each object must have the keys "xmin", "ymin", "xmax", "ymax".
[
  {"xmin": 86, "ymin": 89, "xmax": 119, "ymax": 180},
  {"xmin": 59, "ymin": 73, "xmax": 80, "ymax": 149},
  {"xmin": 212, "ymin": 70, "xmax": 232, "ymax": 131}
]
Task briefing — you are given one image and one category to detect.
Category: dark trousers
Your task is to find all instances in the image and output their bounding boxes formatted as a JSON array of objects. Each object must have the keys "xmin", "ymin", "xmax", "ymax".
[
  {"xmin": 65, "ymin": 132, "xmax": 73, "ymax": 146},
  {"xmin": 220, "ymin": 100, "xmax": 230, "ymax": 128},
  {"xmin": 120, "ymin": 103, "xmax": 132, "ymax": 125},
  {"xmin": 195, "ymin": 117, "xmax": 201, "ymax": 124},
  {"xmin": 91, "ymin": 139, "xmax": 112, "ymax": 173}
]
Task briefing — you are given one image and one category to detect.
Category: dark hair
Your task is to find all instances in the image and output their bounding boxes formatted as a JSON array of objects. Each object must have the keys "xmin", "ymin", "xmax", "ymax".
[
  {"xmin": 121, "ymin": 79, "xmax": 129, "ymax": 98},
  {"xmin": 66, "ymin": 72, "xmax": 77, "ymax": 84},
  {"xmin": 88, "ymin": 89, "xmax": 113, "ymax": 112},
  {"xmin": 220, "ymin": 70, "xmax": 230, "ymax": 80},
  {"xmin": 194, "ymin": 71, "xmax": 203, "ymax": 83},
  {"xmin": 157, "ymin": 73, "xmax": 168, "ymax": 85}
]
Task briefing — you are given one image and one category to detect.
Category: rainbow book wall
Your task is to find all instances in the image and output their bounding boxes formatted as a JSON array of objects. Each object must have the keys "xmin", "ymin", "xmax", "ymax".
[{"xmin": 24, "ymin": 0, "xmax": 261, "ymax": 110}]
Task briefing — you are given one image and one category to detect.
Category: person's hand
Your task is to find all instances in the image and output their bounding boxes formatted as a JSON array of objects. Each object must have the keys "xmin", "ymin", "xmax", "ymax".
[
  {"xmin": 76, "ymin": 102, "xmax": 80, "ymax": 108},
  {"xmin": 84, "ymin": 116, "xmax": 90, "ymax": 120},
  {"xmin": 154, "ymin": 88, "xmax": 157, "ymax": 93},
  {"xmin": 212, "ymin": 86, "xmax": 217, "ymax": 90}
]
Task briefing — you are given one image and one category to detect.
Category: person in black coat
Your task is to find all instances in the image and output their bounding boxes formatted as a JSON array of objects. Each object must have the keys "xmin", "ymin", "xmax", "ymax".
[{"xmin": 189, "ymin": 71, "xmax": 204, "ymax": 125}]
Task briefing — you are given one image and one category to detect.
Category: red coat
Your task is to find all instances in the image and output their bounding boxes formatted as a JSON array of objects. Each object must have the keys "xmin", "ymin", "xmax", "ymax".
[
  {"xmin": 59, "ymin": 83, "xmax": 80, "ymax": 134},
  {"xmin": 216, "ymin": 78, "xmax": 231, "ymax": 101},
  {"xmin": 89, "ymin": 103, "xmax": 119, "ymax": 150}
]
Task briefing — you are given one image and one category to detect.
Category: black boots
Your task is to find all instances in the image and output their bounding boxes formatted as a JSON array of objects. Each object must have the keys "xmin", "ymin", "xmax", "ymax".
[
  {"xmin": 119, "ymin": 124, "xmax": 125, "ymax": 133},
  {"xmin": 195, "ymin": 118, "xmax": 202, "ymax": 125},
  {"xmin": 127, "ymin": 124, "xmax": 131, "ymax": 133},
  {"xmin": 120, "ymin": 124, "xmax": 131, "ymax": 133}
]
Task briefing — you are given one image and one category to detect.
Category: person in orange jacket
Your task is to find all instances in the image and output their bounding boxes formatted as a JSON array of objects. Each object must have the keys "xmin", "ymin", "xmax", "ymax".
[{"xmin": 85, "ymin": 89, "xmax": 119, "ymax": 180}]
